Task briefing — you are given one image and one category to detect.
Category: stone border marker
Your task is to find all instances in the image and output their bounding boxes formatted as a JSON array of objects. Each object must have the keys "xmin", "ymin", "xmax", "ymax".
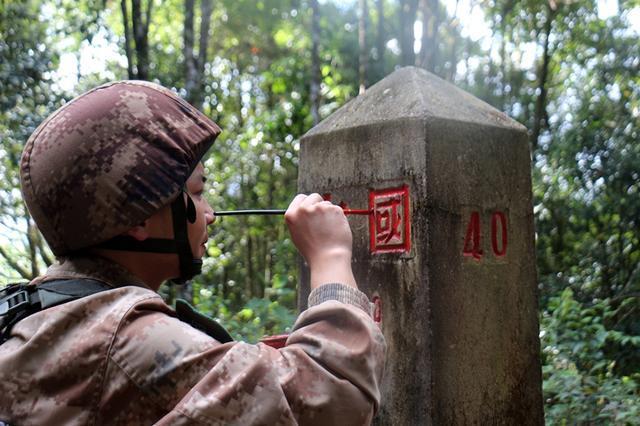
[{"xmin": 297, "ymin": 67, "xmax": 543, "ymax": 425}]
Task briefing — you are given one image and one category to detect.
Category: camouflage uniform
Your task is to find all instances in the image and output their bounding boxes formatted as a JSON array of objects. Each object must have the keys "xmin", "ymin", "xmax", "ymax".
[
  {"xmin": 0, "ymin": 81, "xmax": 385, "ymax": 424},
  {"xmin": 0, "ymin": 255, "xmax": 384, "ymax": 425}
]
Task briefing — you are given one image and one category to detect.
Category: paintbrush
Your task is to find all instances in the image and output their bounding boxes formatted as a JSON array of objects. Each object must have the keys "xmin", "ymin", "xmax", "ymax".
[{"xmin": 215, "ymin": 208, "xmax": 372, "ymax": 216}]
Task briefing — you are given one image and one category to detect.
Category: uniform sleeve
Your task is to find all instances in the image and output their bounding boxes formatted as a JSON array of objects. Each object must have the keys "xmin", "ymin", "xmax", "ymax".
[{"xmin": 100, "ymin": 285, "xmax": 385, "ymax": 426}]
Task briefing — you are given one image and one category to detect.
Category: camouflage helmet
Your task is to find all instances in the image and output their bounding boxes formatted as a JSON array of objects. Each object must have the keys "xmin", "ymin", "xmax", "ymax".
[{"xmin": 20, "ymin": 80, "xmax": 221, "ymax": 257}]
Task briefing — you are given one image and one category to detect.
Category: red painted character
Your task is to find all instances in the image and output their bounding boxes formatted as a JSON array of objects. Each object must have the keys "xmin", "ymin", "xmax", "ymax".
[{"xmin": 369, "ymin": 186, "xmax": 411, "ymax": 254}]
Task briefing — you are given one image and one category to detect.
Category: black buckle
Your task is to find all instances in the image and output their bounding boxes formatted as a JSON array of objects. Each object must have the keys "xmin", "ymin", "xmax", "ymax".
[{"xmin": 0, "ymin": 290, "xmax": 30, "ymax": 316}]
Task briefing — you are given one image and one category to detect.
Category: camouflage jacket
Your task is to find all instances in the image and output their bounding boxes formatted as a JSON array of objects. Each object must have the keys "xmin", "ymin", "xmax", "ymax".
[{"xmin": 0, "ymin": 256, "xmax": 385, "ymax": 425}]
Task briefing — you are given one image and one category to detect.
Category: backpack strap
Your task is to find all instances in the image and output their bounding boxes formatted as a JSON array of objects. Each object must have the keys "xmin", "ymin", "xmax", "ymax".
[
  {"xmin": 1, "ymin": 279, "xmax": 234, "ymax": 345},
  {"xmin": 175, "ymin": 299, "xmax": 234, "ymax": 343},
  {"xmin": 0, "ymin": 279, "xmax": 112, "ymax": 344},
  {"xmin": 37, "ymin": 279, "xmax": 113, "ymax": 307}
]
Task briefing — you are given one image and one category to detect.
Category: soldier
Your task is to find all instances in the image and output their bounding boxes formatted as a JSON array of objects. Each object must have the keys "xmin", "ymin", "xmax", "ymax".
[{"xmin": 0, "ymin": 81, "xmax": 385, "ymax": 425}]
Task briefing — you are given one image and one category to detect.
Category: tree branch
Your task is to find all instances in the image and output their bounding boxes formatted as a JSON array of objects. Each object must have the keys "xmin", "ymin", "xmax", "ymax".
[{"xmin": 0, "ymin": 244, "xmax": 31, "ymax": 280}]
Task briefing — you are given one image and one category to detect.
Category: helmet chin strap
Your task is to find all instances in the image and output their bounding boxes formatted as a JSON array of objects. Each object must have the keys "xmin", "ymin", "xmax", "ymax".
[
  {"xmin": 96, "ymin": 191, "xmax": 201, "ymax": 285},
  {"xmin": 168, "ymin": 191, "xmax": 202, "ymax": 285}
]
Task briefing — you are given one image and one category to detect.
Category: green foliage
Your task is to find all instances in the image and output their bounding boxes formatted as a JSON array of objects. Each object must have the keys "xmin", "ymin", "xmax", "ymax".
[
  {"xmin": 0, "ymin": 0, "xmax": 61, "ymax": 279},
  {"xmin": 541, "ymin": 289, "xmax": 640, "ymax": 424},
  {"xmin": 1, "ymin": 0, "xmax": 639, "ymax": 419},
  {"xmin": 190, "ymin": 279, "xmax": 296, "ymax": 342}
]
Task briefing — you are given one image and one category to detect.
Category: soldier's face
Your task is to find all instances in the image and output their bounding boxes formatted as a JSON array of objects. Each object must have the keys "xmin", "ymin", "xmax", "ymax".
[{"xmin": 185, "ymin": 163, "xmax": 215, "ymax": 259}]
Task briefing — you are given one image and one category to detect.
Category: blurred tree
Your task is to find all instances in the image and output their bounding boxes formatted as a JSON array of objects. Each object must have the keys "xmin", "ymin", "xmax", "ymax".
[
  {"xmin": 310, "ymin": 0, "xmax": 321, "ymax": 125},
  {"xmin": 374, "ymin": 0, "xmax": 386, "ymax": 80},
  {"xmin": 399, "ymin": 0, "xmax": 419, "ymax": 66},
  {"xmin": 358, "ymin": 0, "xmax": 369, "ymax": 93},
  {"xmin": 120, "ymin": 0, "xmax": 153, "ymax": 79},
  {"xmin": 184, "ymin": 0, "xmax": 214, "ymax": 107},
  {"xmin": 417, "ymin": 0, "xmax": 440, "ymax": 72},
  {"xmin": 0, "ymin": 0, "xmax": 60, "ymax": 281},
  {"xmin": 474, "ymin": 0, "xmax": 640, "ymax": 421}
]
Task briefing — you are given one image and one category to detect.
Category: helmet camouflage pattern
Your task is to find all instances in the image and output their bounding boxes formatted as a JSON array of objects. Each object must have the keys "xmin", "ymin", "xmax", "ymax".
[{"xmin": 20, "ymin": 80, "xmax": 221, "ymax": 256}]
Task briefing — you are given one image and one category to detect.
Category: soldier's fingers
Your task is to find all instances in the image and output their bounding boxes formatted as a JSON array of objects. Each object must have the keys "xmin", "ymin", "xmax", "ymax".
[
  {"xmin": 300, "ymin": 193, "xmax": 324, "ymax": 208},
  {"xmin": 286, "ymin": 194, "xmax": 308, "ymax": 214},
  {"xmin": 318, "ymin": 200, "xmax": 342, "ymax": 212}
]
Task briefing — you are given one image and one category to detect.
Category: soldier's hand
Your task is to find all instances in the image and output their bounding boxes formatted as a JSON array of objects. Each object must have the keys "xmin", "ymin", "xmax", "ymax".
[{"xmin": 285, "ymin": 193, "xmax": 357, "ymax": 289}]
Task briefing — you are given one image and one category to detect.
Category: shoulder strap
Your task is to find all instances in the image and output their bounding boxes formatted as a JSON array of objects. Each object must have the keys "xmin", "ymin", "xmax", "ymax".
[
  {"xmin": 37, "ymin": 279, "xmax": 112, "ymax": 308},
  {"xmin": 2, "ymin": 280, "xmax": 234, "ymax": 345},
  {"xmin": 175, "ymin": 299, "xmax": 234, "ymax": 343},
  {"xmin": 0, "ymin": 278, "xmax": 112, "ymax": 344}
]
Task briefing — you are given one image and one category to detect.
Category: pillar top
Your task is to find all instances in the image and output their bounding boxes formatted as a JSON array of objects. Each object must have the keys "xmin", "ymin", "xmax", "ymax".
[{"xmin": 305, "ymin": 66, "xmax": 526, "ymax": 138}]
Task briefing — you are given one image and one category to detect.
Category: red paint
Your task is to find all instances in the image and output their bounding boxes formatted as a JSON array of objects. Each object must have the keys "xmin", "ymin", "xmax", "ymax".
[
  {"xmin": 491, "ymin": 211, "xmax": 508, "ymax": 256},
  {"xmin": 463, "ymin": 211, "xmax": 483, "ymax": 260},
  {"xmin": 343, "ymin": 209, "xmax": 371, "ymax": 215},
  {"xmin": 260, "ymin": 334, "xmax": 289, "ymax": 349},
  {"xmin": 372, "ymin": 295, "xmax": 382, "ymax": 324},
  {"xmin": 321, "ymin": 193, "xmax": 371, "ymax": 216},
  {"xmin": 463, "ymin": 210, "xmax": 509, "ymax": 259},
  {"xmin": 369, "ymin": 186, "xmax": 411, "ymax": 254}
]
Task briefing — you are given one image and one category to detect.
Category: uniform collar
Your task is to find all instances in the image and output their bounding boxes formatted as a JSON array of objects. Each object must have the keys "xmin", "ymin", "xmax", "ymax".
[{"xmin": 32, "ymin": 254, "xmax": 150, "ymax": 290}]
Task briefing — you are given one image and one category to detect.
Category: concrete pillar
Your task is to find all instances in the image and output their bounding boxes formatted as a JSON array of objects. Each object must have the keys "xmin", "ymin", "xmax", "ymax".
[{"xmin": 297, "ymin": 67, "xmax": 543, "ymax": 424}]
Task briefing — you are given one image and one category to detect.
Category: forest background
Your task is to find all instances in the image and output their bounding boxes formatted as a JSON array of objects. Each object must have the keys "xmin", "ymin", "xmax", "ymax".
[{"xmin": 1, "ymin": 0, "xmax": 639, "ymax": 422}]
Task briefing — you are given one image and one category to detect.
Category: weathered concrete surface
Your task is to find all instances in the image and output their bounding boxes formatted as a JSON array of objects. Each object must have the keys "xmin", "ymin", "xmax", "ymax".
[{"xmin": 297, "ymin": 67, "xmax": 543, "ymax": 425}]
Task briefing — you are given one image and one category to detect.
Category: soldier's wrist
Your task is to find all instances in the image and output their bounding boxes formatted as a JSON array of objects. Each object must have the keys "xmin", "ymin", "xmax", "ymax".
[
  {"xmin": 310, "ymin": 259, "xmax": 357, "ymax": 290},
  {"xmin": 308, "ymin": 283, "xmax": 371, "ymax": 315},
  {"xmin": 308, "ymin": 247, "xmax": 352, "ymax": 270}
]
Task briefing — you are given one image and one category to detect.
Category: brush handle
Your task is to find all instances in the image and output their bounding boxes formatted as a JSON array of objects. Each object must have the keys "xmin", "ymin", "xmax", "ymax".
[
  {"xmin": 215, "ymin": 208, "xmax": 371, "ymax": 216},
  {"xmin": 215, "ymin": 210, "xmax": 286, "ymax": 216}
]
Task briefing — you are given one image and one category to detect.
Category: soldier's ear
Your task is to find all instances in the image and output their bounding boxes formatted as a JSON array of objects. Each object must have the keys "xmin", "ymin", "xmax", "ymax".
[{"xmin": 125, "ymin": 222, "xmax": 150, "ymax": 241}]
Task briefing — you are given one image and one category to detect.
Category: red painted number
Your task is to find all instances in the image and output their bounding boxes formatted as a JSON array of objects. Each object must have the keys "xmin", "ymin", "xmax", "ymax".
[
  {"xmin": 491, "ymin": 212, "xmax": 508, "ymax": 257},
  {"xmin": 463, "ymin": 211, "xmax": 483, "ymax": 260},
  {"xmin": 463, "ymin": 211, "xmax": 508, "ymax": 259}
]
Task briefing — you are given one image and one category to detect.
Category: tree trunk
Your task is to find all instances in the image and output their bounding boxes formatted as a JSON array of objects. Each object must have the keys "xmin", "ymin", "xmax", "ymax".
[
  {"xmin": 375, "ymin": 0, "xmax": 385, "ymax": 80},
  {"xmin": 531, "ymin": 4, "xmax": 554, "ymax": 152},
  {"xmin": 500, "ymin": 20, "xmax": 507, "ymax": 109},
  {"xmin": 445, "ymin": 0, "xmax": 460, "ymax": 81},
  {"xmin": 399, "ymin": 0, "xmax": 419, "ymax": 66},
  {"xmin": 120, "ymin": 0, "xmax": 134, "ymax": 79},
  {"xmin": 184, "ymin": 0, "xmax": 213, "ymax": 108},
  {"xmin": 221, "ymin": 266, "xmax": 228, "ymax": 299},
  {"xmin": 418, "ymin": 0, "xmax": 439, "ymax": 72},
  {"xmin": 130, "ymin": 0, "xmax": 152, "ymax": 80},
  {"xmin": 310, "ymin": 0, "xmax": 320, "ymax": 125},
  {"xmin": 197, "ymin": 0, "xmax": 214, "ymax": 105},
  {"xmin": 498, "ymin": 1, "xmax": 515, "ymax": 110},
  {"xmin": 358, "ymin": 0, "xmax": 368, "ymax": 94},
  {"xmin": 263, "ymin": 156, "xmax": 276, "ymax": 293},
  {"xmin": 184, "ymin": 0, "xmax": 197, "ymax": 102},
  {"xmin": 247, "ymin": 233, "xmax": 255, "ymax": 298},
  {"xmin": 257, "ymin": 235, "xmax": 266, "ymax": 298}
]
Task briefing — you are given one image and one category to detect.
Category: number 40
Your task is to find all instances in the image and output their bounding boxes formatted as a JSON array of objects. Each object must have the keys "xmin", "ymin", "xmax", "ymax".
[{"xmin": 463, "ymin": 211, "xmax": 508, "ymax": 260}]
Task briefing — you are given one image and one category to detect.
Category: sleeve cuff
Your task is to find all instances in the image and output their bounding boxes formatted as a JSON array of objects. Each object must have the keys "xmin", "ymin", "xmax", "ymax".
[{"xmin": 307, "ymin": 283, "xmax": 373, "ymax": 317}]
